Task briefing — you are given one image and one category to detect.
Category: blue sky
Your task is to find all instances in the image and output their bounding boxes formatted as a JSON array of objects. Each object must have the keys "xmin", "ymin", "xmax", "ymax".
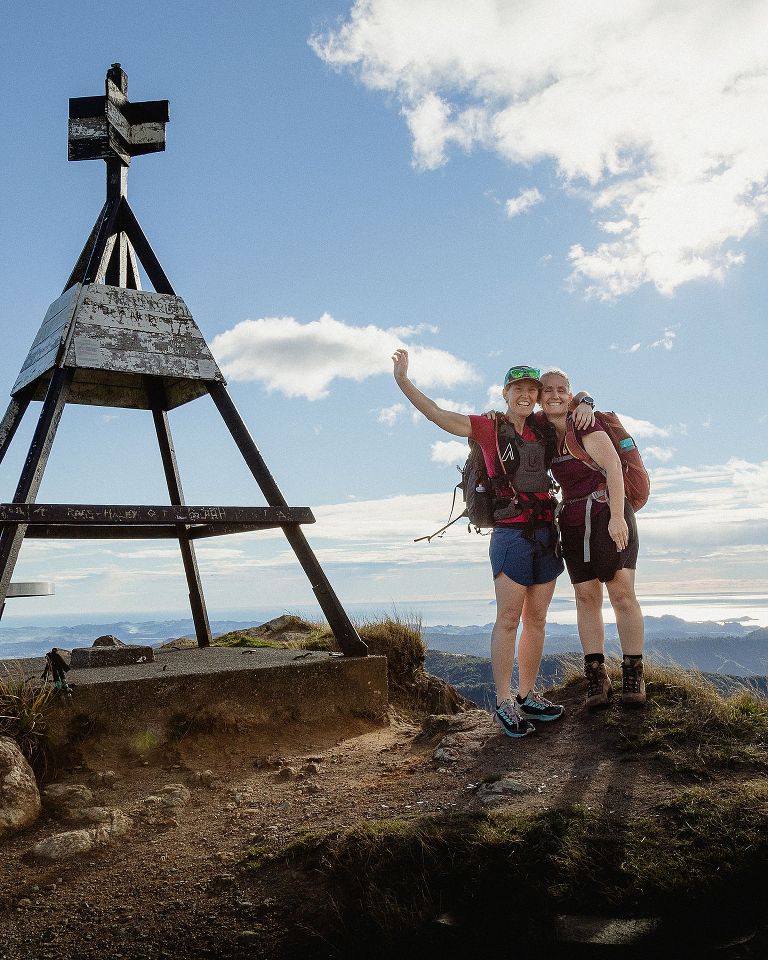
[{"xmin": 1, "ymin": 1, "xmax": 767, "ymax": 627}]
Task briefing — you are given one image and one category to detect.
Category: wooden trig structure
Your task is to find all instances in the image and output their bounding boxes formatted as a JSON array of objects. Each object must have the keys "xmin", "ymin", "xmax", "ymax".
[{"xmin": 0, "ymin": 64, "xmax": 366, "ymax": 655}]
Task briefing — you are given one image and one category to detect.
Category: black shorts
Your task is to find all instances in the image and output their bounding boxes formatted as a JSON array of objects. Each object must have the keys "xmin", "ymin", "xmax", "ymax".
[{"xmin": 560, "ymin": 499, "xmax": 638, "ymax": 584}]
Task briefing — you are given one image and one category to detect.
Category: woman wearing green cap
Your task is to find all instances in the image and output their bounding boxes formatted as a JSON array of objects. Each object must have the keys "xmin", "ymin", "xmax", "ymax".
[{"xmin": 392, "ymin": 349, "xmax": 594, "ymax": 738}]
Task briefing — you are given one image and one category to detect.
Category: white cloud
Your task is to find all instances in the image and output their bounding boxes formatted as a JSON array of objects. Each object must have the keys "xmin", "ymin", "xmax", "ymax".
[
  {"xmin": 210, "ymin": 312, "xmax": 476, "ymax": 400},
  {"xmin": 610, "ymin": 342, "xmax": 641, "ymax": 354},
  {"xmin": 431, "ymin": 439, "xmax": 468, "ymax": 465},
  {"xmin": 617, "ymin": 414, "xmax": 671, "ymax": 439},
  {"xmin": 651, "ymin": 328, "xmax": 676, "ymax": 350},
  {"xmin": 313, "ymin": 1, "xmax": 768, "ymax": 298},
  {"xmin": 506, "ymin": 187, "xmax": 544, "ymax": 218},
  {"xmin": 644, "ymin": 445, "xmax": 675, "ymax": 462},
  {"xmin": 378, "ymin": 402, "xmax": 406, "ymax": 425},
  {"xmin": 433, "ymin": 397, "xmax": 474, "ymax": 415},
  {"xmin": 486, "ymin": 383, "xmax": 505, "ymax": 408}
]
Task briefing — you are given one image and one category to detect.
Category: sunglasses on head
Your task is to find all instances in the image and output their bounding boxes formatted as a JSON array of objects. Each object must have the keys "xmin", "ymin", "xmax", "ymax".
[{"xmin": 504, "ymin": 366, "xmax": 540, "ymax": 386}]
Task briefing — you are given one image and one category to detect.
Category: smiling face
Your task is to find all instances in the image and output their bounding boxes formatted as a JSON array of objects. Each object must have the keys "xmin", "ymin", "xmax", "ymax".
[
  {"xmin": 540, "ymin": 371, "xmax": 573, "ymax": 421},
  {"xmin": 503, "ymin": 378, "xmax": 540, "ymax": 420}
]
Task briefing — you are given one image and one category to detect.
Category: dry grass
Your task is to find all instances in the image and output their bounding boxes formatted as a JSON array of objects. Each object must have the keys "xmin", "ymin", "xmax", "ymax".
[
  {"xmin": 558, "ymin": 656, "xmax": 768, "ymax": 775},
  {"xmin": 0, "ymin": 665, "xmax": 55, "ymax": 775}
]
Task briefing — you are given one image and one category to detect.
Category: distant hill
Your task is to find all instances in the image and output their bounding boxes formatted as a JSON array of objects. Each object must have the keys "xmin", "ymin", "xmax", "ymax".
[
  {"xmin": 425, "ymin": 649, "xmax": 768, "ymax": 710},
  {"xmin": 425, "ymin": 615, "xmax": 768, "ymax": 676},
  {"xmin": 0, "ymin": 619, "xmax": 256, "ymax": 659},
  {"xmin": 1, "ymin": 613, "xmax": 766, "ymax": 677}
]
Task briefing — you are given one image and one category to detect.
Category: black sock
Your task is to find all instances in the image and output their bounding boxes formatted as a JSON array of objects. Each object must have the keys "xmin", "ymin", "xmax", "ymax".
[
  {"xmin": 585, "ymin": 653, "xmax": 605, "ymax": 665},
  {"xmin": 623, "ymin": 654, "xmax": 643, "ymax": 664}
]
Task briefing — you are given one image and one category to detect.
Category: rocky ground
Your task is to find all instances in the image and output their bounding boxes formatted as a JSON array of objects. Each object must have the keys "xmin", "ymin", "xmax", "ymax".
[{"xmin": 0, "ymin": 678, "xmax": 764, "ymax": 959}]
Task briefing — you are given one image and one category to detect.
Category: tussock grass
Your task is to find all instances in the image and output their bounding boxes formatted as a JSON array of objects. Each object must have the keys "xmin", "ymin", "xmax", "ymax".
[
  {"xmin": 245, "ymin": 781, "xmax": 768, "ymax": 952},
  {"xmin": 0, "ymin": 666, "xmax": 54, "ymax": 775},
  {"xmin": 213, "ymin": 613, "xmax": 427, "ymax": 693},
  {"xmin": 559, "ymin": 656, "xmax": 768, "ymax": 775}
]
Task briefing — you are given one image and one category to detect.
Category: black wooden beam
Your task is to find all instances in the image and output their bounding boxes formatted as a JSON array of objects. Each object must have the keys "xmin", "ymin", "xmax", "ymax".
[
  {"xmin": 81, "ymin": 196, "xmax": 123, "ymax": 285},
  {"xmin": 0, "ymin": 395, "xmax": 31, "ymax": 469},
  {"xmin": 21, "ymin": 523, "xmax": 275, "ymax": 540},
  {"xmin": 119, "ymin": 200, "xmax": 175, "ymax": 295},
  {"xmin": 0, "ymin": 505, "xmax": 313, "ymax": 525},
  {"xmin": 148, "ymin": 376, "xmax": 211, "ymax": 647},
  {"xmin": 0, "ymin": 368, "xmax": 73, "ymax": 608},
  {"xmin": 62, "ymin": 201, "xmax": 108, "ymax": 293},
  {"xmin": 207, "ymin": 382, "xmax": 367, "ymax": 657}
]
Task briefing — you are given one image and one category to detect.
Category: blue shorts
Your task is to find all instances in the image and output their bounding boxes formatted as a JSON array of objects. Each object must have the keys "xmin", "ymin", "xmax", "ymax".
[{"xmin": 489, "ymin": 524, "xmax": 564, "ymax": 587}]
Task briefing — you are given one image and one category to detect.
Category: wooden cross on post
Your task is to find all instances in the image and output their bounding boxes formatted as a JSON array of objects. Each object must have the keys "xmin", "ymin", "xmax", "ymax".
[
  {"xmin": 66, "ymin": 64, "xmax": 170, "ymax": 289},
  {"xmin": 68, "ymin": 63, "xmax": 170, "ymax": 201}
]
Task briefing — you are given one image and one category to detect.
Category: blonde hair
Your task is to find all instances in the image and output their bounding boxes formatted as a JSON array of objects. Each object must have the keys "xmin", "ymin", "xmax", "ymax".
[{"xmin": 541, "ymin": 367, "xmax": 571, "ymax": 391}]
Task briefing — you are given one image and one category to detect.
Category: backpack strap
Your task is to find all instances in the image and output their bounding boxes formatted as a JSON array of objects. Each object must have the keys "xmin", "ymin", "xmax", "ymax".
[
  {"xmin": 564, "ymin": 417, "xmax": 606, "ymax": 477},
  {"xmin": 414, "ymin": 479, "xmax": 467, "ymax": 542}
]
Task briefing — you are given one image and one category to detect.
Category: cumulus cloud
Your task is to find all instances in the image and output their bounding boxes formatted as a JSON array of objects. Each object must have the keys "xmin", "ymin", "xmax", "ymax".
[
  {"xmin": 378, "ymin": 402, "xmax": 406, "ymax": 425},
  {"xmin": 506, "ymin": 187, "xmax": 544, "ymax": 218},
  {"xmin": 431, "ymin": 439, "xmax": 469, "ymax": 465},
  {"xmin": 618, "ymin": 414, "xmax": 671, "ymax": 439},
  {"xmin": 312, "ymin": 1, "xmax": 768, "ymax": 298},
  {"xmin": 210, "ymin": 312, "xmax": 477, "ymax": 400},
  {"xmin": 644, "ymin": 445, "xmax": 675, "ymax": 463}
]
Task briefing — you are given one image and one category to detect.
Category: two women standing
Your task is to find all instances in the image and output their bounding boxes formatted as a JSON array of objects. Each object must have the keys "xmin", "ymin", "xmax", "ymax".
[{"xmin": 392, "ymin": 350, "xmax": 646, "ymax": 738}]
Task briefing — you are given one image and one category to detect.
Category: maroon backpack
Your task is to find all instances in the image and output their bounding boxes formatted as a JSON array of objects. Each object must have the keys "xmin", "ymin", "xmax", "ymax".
[{"xmin": 564, "ymin": 411, "xmax": 650, "ymax": 511}]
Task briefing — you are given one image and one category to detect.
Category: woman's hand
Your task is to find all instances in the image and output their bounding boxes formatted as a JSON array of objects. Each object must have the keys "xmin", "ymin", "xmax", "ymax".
[
  {"xmin": 572, "ymin": 401, "xmax": 596, "ymax": 430},
  {"xmin": 392, "ymin": 348, "xmax": 409, "ymax": 382},
  {"xmin": 608, "ymin": 514, "xmax": 629, "ymax": 552}
]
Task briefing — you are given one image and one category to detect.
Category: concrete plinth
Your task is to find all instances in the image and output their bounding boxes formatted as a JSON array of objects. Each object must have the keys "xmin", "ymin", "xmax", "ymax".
[
  {"xmin": 70, "ymin": 645, "xmax": 155, "ymax": 669},
  {"xmin": 7, "ymin": 647, "xmax": 388, "ymax": 744}
]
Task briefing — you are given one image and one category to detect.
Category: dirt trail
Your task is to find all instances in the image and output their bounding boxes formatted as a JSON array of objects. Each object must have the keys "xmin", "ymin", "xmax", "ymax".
[{"xmin": 0, "ymin": 682, "xmax": 753, "ymax": 959}]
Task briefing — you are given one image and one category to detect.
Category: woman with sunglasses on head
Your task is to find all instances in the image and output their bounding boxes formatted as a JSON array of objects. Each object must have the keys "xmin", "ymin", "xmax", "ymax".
[{"xmin": 392, "ymin": 349, "xmax": 594, "ymax": 738}]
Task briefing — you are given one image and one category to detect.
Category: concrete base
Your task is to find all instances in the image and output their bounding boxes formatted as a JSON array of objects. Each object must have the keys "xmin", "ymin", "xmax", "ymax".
[
  {"xmin": 6, "ymin": 647, "xmax": 388, "ymax": 744},
  {"xmin": 70, "ymin": 644, "xmax": 154, "ymax": 669}
]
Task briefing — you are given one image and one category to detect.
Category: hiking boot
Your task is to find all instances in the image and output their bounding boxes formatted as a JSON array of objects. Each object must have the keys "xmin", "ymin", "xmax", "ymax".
[
  {"xmin": 585, "ymin": 661, "xmax": 613, "ymax": 710},
  {"xmin": 621, "ymin": 658, "xmax": 646, "ymax": 707},
  {"xmin": 516, "ymin": 690, "xmax": 565, "ymax": 722},
  {"xmin": 494, "ymin": 699, "xmax": 535, "ymax": 738}
]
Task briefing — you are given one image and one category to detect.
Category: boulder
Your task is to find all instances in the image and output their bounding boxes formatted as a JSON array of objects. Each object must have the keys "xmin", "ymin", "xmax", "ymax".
[
  {"xmin": 31, "ymin": 810, "xmax": 132, "ymax": 861},
  {"xmin": 92, "ymin": 635, "xmax": 125, "ymax": 647},
  {"xmin": 0, "ymin": 736, "xmax": 41, "ymax": 839},
  {"xmin": 42, "ymin": 783, "xmax": 94, "ymax": 810}
]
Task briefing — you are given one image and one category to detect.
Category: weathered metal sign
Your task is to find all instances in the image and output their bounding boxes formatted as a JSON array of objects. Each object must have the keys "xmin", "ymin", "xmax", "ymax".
[{"xmin": 12, "ymin": 283, "xmax": 224, "ymax": 407}]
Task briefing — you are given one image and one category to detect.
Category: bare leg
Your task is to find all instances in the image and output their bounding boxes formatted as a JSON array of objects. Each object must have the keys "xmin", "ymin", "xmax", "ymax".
[
  {"xmin": 491, "ymin": 573, "xmax": 526, "ymax": 704},
  {"xmin": 605, "ymin": 568, "xmax": 644, "ymax": 655},
  {"xmin": 517, "ymin": 579, "xmax": 557, "ymax": 696},
  {"xmin": 573, "ymin": 579, "xmax": 605, "ymax": 655}
]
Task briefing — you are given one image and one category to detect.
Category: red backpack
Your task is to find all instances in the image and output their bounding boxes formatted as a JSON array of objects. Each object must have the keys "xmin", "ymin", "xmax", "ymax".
[{"xmin": 564, "ymin": 411, "xmax": 650, "ymax": 511}]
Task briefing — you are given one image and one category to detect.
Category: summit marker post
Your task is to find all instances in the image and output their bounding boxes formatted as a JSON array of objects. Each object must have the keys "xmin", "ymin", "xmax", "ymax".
[{"xmin": 0, "ymin": 65, "xmax": 367, "ymax": 656}]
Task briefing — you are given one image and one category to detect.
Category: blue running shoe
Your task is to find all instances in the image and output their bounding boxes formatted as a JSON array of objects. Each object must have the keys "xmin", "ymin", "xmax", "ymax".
[
  {"xmin": 494, "ymin": 699, "xmax": 535, "ymax": 738},
  {"xmin": 516, "ymin": 690, "xmax": 564, "ymax": 722}
]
